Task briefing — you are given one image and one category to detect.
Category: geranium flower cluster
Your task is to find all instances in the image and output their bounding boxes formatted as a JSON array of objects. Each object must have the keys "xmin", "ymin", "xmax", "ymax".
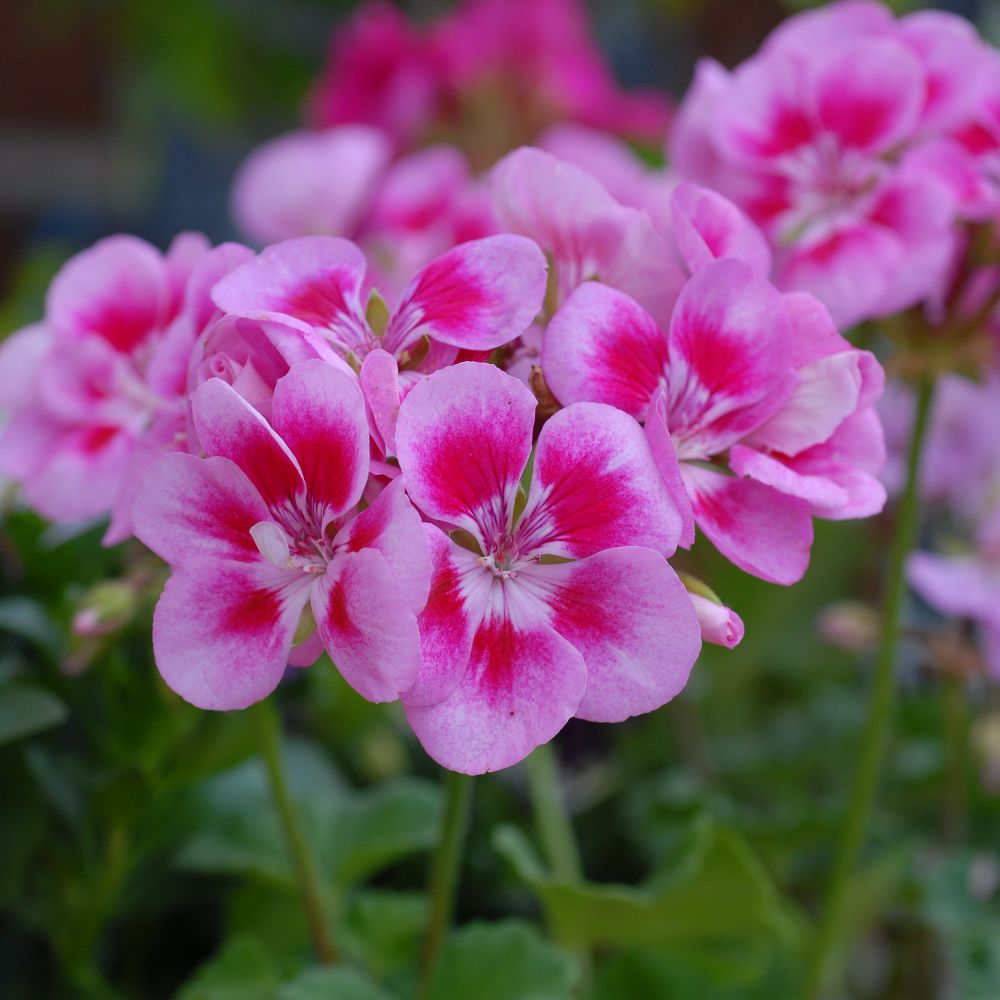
[
  {"xmin": 0, "ymin": 0, "xmax": 913, "ymax": 776},
  {"xmin": 307, "ymin": 0, "xmax": 670, "ymax": 156},
  {"xmin": 670, "ymin": 0, "xmax": 1000, "ymax": 328},
  {"xmin": 0, "ymin": 135, "xmax": 887, "ymax": 772}
]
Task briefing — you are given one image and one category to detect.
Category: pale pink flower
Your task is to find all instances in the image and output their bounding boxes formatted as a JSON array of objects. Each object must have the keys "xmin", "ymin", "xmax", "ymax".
[
  {"xmin": 909, "ymin": 506, "xmax": 1000, "ymax": 681},
  {"xmin": 0, "ymin": 232, "xmax": 222, "ymax": 541},
  {"xmin": 231, "ymin": 129, "xmax": 495, "ymax": 299},
  {"xmin": 131, "ymin": 360, "xmax": 429, "ymax": 709},
  {"xmin": 394, "ymin": 362, "xmax": 700, "ymax": 773},
  {"xmin": 306, "ymin": 0, "xmax": 445, "ymax": 146},
  {"xmin": 542, "ymin": 257, "xmax": 885, "ymax": 584},
  {"xmin": 668, "ymin": 0, "xmax": 998, "ymax": 326}
]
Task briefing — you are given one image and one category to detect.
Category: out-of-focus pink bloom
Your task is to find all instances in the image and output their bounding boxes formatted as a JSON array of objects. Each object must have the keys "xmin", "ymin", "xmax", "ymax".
[
  {"xmin": 882, "ymin": 374, "xmax": 1000, "ymax": 517},
  {"xmin": 909, "ymin": 506, "xmax": 1000, "ymax": 681},
  {"xmin": 394, "ymin": 362, "xmax": 699, "ymax": 773},
  {"xmin": 231, "ymin": 127, "xmax": 393, "ymax": 246},
  {"xmin": 433, "ymin": 0, "xmax": 670, "ymax": 146},
  {"xmin": 668, "ymin": 0, "xmax": 1000, "ymax": 327},
  {"xmin": 231, "ymin": 128, "xmax": 496, "ymax": 300},
  {"xmin": 542, "ymin": 248, "xmax": 885, "ymax": 584},
  {"xmin": 132, "ymin": 361, "xmax": 430, "ymax": 709},
  {"xmin": 539, "ymin": 123, "xmax": 676, "ymax": 234},
  {"xmin": 0, "ymin": 233, "xmax": 231, "ymax": 541},
  {"xmin": 307, "ymin": 0, "xmax": 670, "ymax": 154},
  {"xmin": 492, "ymin": 147, "xmax": 684, "ymax": 327},
  {"xmin": 307, "ymin": 1, "xmax": 445, "ymax": 146}
]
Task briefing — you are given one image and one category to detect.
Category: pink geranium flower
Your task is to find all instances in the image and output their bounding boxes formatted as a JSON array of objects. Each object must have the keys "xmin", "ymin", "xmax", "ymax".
[
  {"xmin": 668, "ymin": 0, "xmax": 997, "ymax": 326},
  {"xmin": 213, "ymin": 233, "xmax": 547, "ymax": 459},
  {"xmin": 230, "ymin": 128, "xmax": 496, "ymax": 299},
  {"xmin": 542, "ymin": 256, "xmax": 885, "ymax": 584},
  {"xmin": 0, "ymin": 232, "xmax": 222, "ymax": 540},
  {"xmin": 394, "ymin": 362, "xmax": 700, "ymax": 774},
  {"xmin": 132, "ymin": 360, "xmax": 429, "ymax": 710},
  {"xmin": 909, "ymin": 506, "xmax": 1000, "ymax": 681}
]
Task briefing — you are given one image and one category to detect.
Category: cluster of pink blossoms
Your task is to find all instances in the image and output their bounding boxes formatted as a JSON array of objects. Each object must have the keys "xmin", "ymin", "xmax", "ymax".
[
  {"xmin": 0, "ymin": 148, "xmax": 886, "ymax": 772},
  {"xmin": 0, "ymin": 0, "xmax": 918, "ymax": 774},
  {"xmin": 307, "ymin": 0, "xmax": 670, "ymax": 153},
  {"xmin": 670, "ymin": 0, "xmax": 1000, "ymax": 328}
]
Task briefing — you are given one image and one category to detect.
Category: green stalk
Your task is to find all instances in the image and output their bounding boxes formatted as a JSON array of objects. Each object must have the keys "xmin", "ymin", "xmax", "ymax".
[
  {"xmin": 525, "ymin": 741, "xmax": 582, "ymax": 882},
  {"xmin": 806, "ymin": 376, "xmax": 935, "ymax": 999},
  {"xmin": 254, "ymin": 699, "xmax": 336, "ymax": 964},
  {"xmin": 941, "ymin": 674, "xmax": 970, "ymax": 846},
  {"xmin": 419, "ymin": 771, "xmax": 474, "ymax": 997}
]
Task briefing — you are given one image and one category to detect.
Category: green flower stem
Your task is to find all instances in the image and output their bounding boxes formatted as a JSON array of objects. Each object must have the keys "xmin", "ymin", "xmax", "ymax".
[
  {"xmin": 254, "ymin": 699, "xmax": 336, "ymax": 964},
  {"xmin": 420, "ymin": 770, "xmax": 474, "ymax": 998},
  {"xmin": 525, "ymin": 741, "xmax": 582, "ymax": 883},
  {"xmin": 807, "ymin": 376, "xmax": 935, "ymax": 1000},
  {"xmin": 942, "ymin": 674, "xmax": 970, "ymax": 846}
]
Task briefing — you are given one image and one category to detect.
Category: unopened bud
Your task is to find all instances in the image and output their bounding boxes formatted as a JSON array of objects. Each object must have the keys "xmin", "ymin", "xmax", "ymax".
[
  {"xmin": 71, "ymin": 581, "xmax": 136, "ymax": 638},
  {"xmin": 678, "ymin": 573, "xmax": 744, "ymax": 649}
]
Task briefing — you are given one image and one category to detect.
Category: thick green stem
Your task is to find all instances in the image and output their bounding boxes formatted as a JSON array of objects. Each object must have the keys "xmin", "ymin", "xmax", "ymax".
[
  {"xmin": 525, "ymin": 741, "xmax": 582, "ymax": 883},
  {"xmin": 254, "ymin": 699, "xmax": 336, "ymax": 964},
  {"xmin": 942, "ymin": 675, "xmax": 970, "ymax": 846},
  {"xmin": 420, "ymin": 771, "xmax": 474, "ymax": 997},
  {"xmin": 806, "ymin": 377, "xmax": 935, "ymax": 1000}
]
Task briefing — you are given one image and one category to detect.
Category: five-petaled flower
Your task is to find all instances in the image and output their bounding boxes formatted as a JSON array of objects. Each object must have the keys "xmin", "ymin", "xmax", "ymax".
[
  {"xmin": 394, "ymin": 362, "xmax": 701, "ymax": 774},
  {"xmin": 132, "ymin": 360, "xmax": 430, "ymax": 710}
]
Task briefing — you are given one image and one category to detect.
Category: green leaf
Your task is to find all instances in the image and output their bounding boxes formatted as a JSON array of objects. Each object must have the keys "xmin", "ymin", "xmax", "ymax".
[
  {"xmin": 278, "ymin": 967, "xmax": 394, "ymax": 1000},
  {"xmin": 0, "ymin": 597, "xmax": 59, "ymax": 652},
  {"xmin": 426, "ymin": 920, "xmax": 578, "ymax": 1000},
  {"xmin": 494, "ymin": 819, "xmax": 802, "ymax": 975},
  {"xmin": 176, "ymin": 741, "xmax": 441, "ymax": 890},
  {"xmin": 342, "ymin": 890, "xmax": 427, "ymax": 977},
  {"xmin": 176, "ymin": 934, "xmax": 279, "ymax": 1000},
  {"xmin": 0, "ymin": 683, "xmax": 68, "ymax": 746}
]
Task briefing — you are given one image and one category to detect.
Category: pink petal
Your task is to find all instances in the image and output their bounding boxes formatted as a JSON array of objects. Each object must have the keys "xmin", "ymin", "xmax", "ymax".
[
  {"xmin": 536, "ymin": 547, "xmax": 701, "ymax": 722},
  {"xmin": 0, "ymin": 324, "xmax": 50, "ymax": 412},
  {"xmin": 231, "ymin": 127, "xmax": 392, "ymax": 245},
  {"xmin": 47, "ymin": 235, "xmax": 169, "ymax": 352},
  {"xmin": 729, "ymin": 444, "xmax": 850, "ymax": 511},
  {"xmin": 716, "ymin": 53, "xmax": 815, "ymax": 162},
  {"xmin": 690, "ymin": 593, "xmax": 745, "ymax": 649},
  {"xmin": 287, "ymin": 629, "xmax": 325, "ymax": 668},
  {"xmin": 404, "ymin": 614, "xmax": 586, "ymax": 774},
  {"xmin": 812, "ymin": 38, "xmax": 925, "ymax": 152},
  {"xmin": 490, "ymin": 147, "xmax": 683, "ymax": 326},
  {"xmin": 270, "ymin": 360, "xmax": 369, "ymax": 518},
  {"xmin": 360, "ymin": 348, "xmax": 402, "ymax": 456},
  {"xmin": 333, "ymin": 477, "xmax": 431, "ymax": 615},
  {"xmin": 153, "ymin": 559, "xmax": 310, "ymax": 709},
  {"xmin": 748, "ymin": 352, "xmax": 864, "ymax": 457},
  {"xmin": 403, "ymin": 525, "xmax": 480, "ymax": 708},
  {"xmin": 908, "ymin": 552, "xmax": 1000, "ymax": 625},
  {"xmin": 395, "ymin": 362, "xmax": 535, "ymax": 542},
  {"xmin": 541, "ymin": 282, "xmax": 665, "ymax": 418},
  {"xmin": 313, "ymin": 547, "xmax": 422, "ymax": 702},
  {"xmin": 685, "ymin": 465, "xmax": 813, "ymax": 585},
  {"xmin": 666, "ymin": 258, "xmax": 795, "ymax": 454},
  {"xmin": 670, "ymin": 182, "xmax": 772, "ymax": 276},
  {"xmin": 131, "ymin": 452, "xmax": 269, "ymax": 565},
  {"xmin": 211, "ymin": 236, "xmax": 369, "ymax": 350},
  {"xmin": 191, "ymin": 377, "xmax": 305, "ymax": 511},
  {"xmin": 644, "ymin": 389, "xmax": 696, "ymax": 549},
  {"xmin": 384, "ymin": 235, "xmax": 547, "ymax": 354},
  {"xmin": 521, "ymin": 402, "xmax": 683, "ymax": 559},
  {"xmin": 18, "ymin": 423, "xmax": 132, "ymax": 524},
  {"xmin": 775, "ymin": 222, "xmax": 904, "ymax": 329}
]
